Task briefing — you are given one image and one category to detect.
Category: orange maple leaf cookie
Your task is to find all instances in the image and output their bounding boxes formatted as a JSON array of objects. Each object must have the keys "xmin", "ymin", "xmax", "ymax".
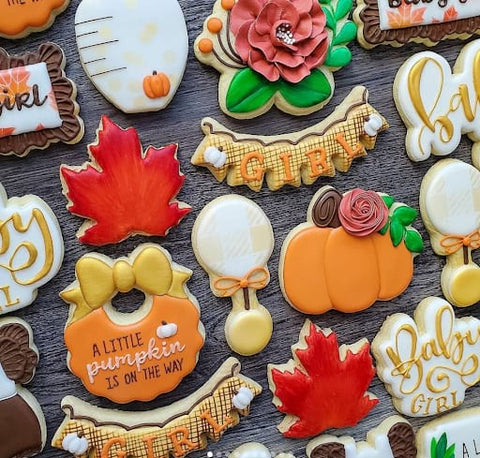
[{"xmin": 60, "ymin": 116, "xmax": 190, "ymax": 246}]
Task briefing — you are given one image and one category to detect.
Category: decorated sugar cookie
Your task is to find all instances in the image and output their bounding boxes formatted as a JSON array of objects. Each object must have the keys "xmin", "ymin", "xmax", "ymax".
[
  {"xmin": 0, "ymin": 182, "xmax": 64, "ymax": 315},
  {"xmin": 192, "ymin": 195, "xmax": 274, "ymax": 356},
  {"xmin": 0, "ymin": 318, "xmax": 47, "ymax": 458},
  {"xmin": 195, "ymin": 0, "xmax": 357, "ymax": 118},
  {"xmin": 75, "ymin": 0, "xmax": 188, "ymax": 114},
  {"xmin": 192, "ymin": 87, "xmax": 388, "ymax": 191},
  {"xmin": 417, "ymin": 406, "xmax": 480, "ymax": 458},
  {"xmin": 0, "ymin": 0, "xmax": 69, "ymax": 39},
  {"xmin": 268, "ymin": 320, "xmax": 378, "ymax": 438},
  {"xmin": 372, "ymin": 296, "xmax": 480, "ymax": 417},
  {"xmin": 420, "ymin": 159, "xmax": 480, "ymax": 307},
  {"xmin": 394, "ymin": 40, "xmax": 480, "ymax": 167},
  {"xmin": 0, "ymin": 43, "xmax": 84, "ymax": 157},
  {"xmin": 53, "ymin": 358, "xmax": 261, "ymax": 458},
  {"xmin": 230, "ymin": 443, "xmax": 294, "ymax": 458},
  {"xmin": 306, "ymin": 416, "xmax": 416, "ymax": 458},
  {"xmin": 354, "ymin": 0, "xmax": 480, "ymax": 48},
  {"xmin": 61, "ymin": 116, "xmax": 190, "ymax": 246},
  {"xmin": 280, "ymin": 186, "xmax": 423, "ymax": 315},
  {"xmin": 61, "ymin": 244, "xmax": 205, "ymax": 404}
]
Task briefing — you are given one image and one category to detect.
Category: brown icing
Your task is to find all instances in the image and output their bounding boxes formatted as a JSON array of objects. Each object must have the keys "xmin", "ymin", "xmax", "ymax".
[
  {"xmin": 388, "ymin": 421, "xmax": 417, "ymax": 458},
  {"xmin": 0, "ymin": 395, "xmax": 42, "ymax": 458},
  {"xmin": 310, "ymin": 442, "xmax": 346, "ymax": 458},
  {"xmin": 0, "ymin": 42, "xmax": 83, "ymax": 157},
  {"xmin": 359, "ymin": 0, "xmax": 480, "ymax": 45},
  {"xmin": 312, "ymin": 188, "xmax": 342, "ymax": 228}
]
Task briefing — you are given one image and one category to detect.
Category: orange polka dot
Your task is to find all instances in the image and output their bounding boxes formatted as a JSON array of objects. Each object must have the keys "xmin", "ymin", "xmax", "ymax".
[
  {"xmin": 221, "ymin": 0, "xmax": 235, "ymax": 10},
  {"xmin": 198, "ymin": 38, "xmax": 214, "ymax": 54},
  {"xmin": 207, "ymin": 17, "xmax": 223, "ymax": 33}
]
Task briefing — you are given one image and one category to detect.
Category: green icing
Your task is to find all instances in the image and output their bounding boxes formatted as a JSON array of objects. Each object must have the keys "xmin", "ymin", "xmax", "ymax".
[
  {"xmin": 430, "ymin": 433, "xmax": 455, "ymax": 458},
  {"xmin": 279, "ymin": 69, "xmax": 332, "ymax": 108}
]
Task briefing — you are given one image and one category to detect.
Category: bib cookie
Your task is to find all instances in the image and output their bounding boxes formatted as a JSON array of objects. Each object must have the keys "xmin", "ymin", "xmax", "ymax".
[
  {"xmin": 0, "ymin": 318, "xmax": 47, "ymax": 458},
  {"xmin": 61, "ymin": 244, "xmax": 205, "ymax": 404},
  {"xmin": 192, "ymin": 195, "xmax": 274, "ymax": 356},
  {"xmin": 280, "ymin": 186, "xmax": 423, "ymax": 314},
  {"xmin": 75, "ymin": 0, "xmax": 188, "ymax": 114},
  {"xmin": 420, "ymin": 159, "xmax": 480, "ymax": 307}
]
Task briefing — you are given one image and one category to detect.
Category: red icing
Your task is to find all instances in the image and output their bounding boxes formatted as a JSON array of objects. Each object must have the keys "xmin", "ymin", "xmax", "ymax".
[
  {"xmin": 61, "ymin": 116, "xmax": 190, "ymax": 246},
  {"xmin": 270, "ymin": 322, "xmax": 378, "ymax": 438}
]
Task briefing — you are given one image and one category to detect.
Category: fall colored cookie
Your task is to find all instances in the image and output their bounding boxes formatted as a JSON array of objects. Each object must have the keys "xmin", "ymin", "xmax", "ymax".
[
  {"xmin": 280, "ymin": 186, "xmax": 423, "ymax": 315},
  {"xmin": 230, "ymin": 443, "xmax": 294, "ymax": 458},
  {"xmin": 61, "ymin": 244, "xmax": 205, "ymax": 404},
  {"xmin": 60, "ymin": 116, "xmax": 190, "ymax": 246},
  {"xmin": 191, "ymin": 87, "xmax": 388, "ymax": 191},
  {"xmin": 53, "ymin": 357, "xmax": 261, "ymax": 458},
  {"xmin": 267, "ymin": 320, "xmax": 378, "ymax": 438},
  {"xmin": 306, "ymin": 416, "xmax": 416, "ymax": 458},
  {"xmin": 0, "ymin": 0, "xmax": 69, "ymax": 39},
  {"xmin": 0, "ymin": 43, "xmax": 84, "ymax": 157},
  {"xmin": 372, "ymin": 297, "xmax": 480, "ymax": 417},
  {"xmin": 0, "ymin": 181, "xmax": 64, "ymax": 316},
  {"xmin": 75, "ymin": 0, "xmax": 188, "ymax": 114},
  {"xmin": 195, "ymin": 0, "xmax": 357, "ymax": 118},
  {"xmin": 192, "ymin": 195, "xmax": 274, "ymax": 356},
  {"xmin": 0, "ymin": 318, "xmax": 47, "ymax": 458},
  {"xmin": 394, "ymin": 40, "xmax": 480, "ymax": 167},
  {"xmin": 354, "ymin": 0, "xmax": 480, "ymax": 48},
  {"xmin": 420, "ymin": 159, "xmax": 480, "ymax": 307}
]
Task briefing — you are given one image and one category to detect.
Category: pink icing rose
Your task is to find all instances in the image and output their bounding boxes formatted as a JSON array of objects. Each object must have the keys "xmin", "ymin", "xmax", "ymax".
[
  {"xmin": 338, "ymin": 189, "xmax": 389, "ymax": 237},
  {"xmin": 229, "ymin": 0, "xmax": 329, "ymax": 83}
]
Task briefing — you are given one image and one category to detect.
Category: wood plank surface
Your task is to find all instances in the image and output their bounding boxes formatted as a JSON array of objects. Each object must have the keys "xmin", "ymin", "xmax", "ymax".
[{"xmin": 0, "ymin": 1, "xmax": 478, "ymax": 457}]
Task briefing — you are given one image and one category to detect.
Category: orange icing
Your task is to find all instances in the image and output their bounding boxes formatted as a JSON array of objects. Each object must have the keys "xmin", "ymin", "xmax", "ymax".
[
  {"xmin": 282, "ymin": 226, "xmax": 414, "ymax": 314},
  {"xmin": 64, "ymin": 295, "xmax": 204, "ymax": 404},
  {"xmin": 207, "ymin": 18, "xmax": 223, "ymax": 33},
  {"xmin": 221, "ymin": 0, "xmax": 235, "ymax": 10},
  {"xmin": 198, "ymin": 38, "xmax": 214, "ymax": 53}
]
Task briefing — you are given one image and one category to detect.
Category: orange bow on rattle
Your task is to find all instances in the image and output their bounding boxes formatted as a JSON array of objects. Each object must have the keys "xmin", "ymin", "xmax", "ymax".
[
  {"xmin": 214, "ymin": 267, "xmax": 269, "ymax": 297},
  {"xmin": 440, "ymin": 230, "xmax": 480, "ymax": 255}
]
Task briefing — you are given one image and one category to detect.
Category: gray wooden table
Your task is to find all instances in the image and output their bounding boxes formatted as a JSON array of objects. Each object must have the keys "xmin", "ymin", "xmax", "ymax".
[{"xmin": 0, "ymin": 1, "xmax": 478, "ymax": 457}]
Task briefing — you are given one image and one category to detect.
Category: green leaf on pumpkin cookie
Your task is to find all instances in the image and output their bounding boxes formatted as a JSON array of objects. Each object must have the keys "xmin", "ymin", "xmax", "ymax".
[
  {"xmin": 381, "ymin": 195, "xmax": 394, "ymax": 209},
  {"xmin": 324, "ymin": 47, "xmax": 352, "ymax": 68},
  {"xmin": 334, "ymin": 0, "xmax": 353, "ymax": 20},
  {"xmin": 279, "ymin": 69, "xmax": 332, "ymax": 108},
  {"xmin": 390, "ymin": 220, "xmax": 404, "ymax": 247},
  {"xmin": 332, "ymin": 21, "xmax": 357, "ymax": 46},
  {"xmin": 226, "ymin": 68, "xmax": 278, "ymax": 113},
  {"xmin": 404, "ymin": 229, "xmax": 424, "ymax": 253},
  {"xmin": 393, "ymin": 205, "xmax": 418, "ymax": 226}
]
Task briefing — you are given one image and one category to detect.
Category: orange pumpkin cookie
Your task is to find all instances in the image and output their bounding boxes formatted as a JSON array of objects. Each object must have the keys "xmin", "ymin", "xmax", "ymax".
[
  {"xmin": 280, "ymin": 186, "xmax": 423, "ymax": 314},
  {"xmin": 61, "ymin": 244, "xmax": 205, "ymax": 404}
]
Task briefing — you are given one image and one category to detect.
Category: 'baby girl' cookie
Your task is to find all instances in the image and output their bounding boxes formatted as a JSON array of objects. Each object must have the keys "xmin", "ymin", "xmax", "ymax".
[
  {"xmin": 268, "ymin": 320, "xmax": 378, "ymax": 438},
  {"xmin": 0, "ymin": 318, "xmax": 46, "ymax": 458},
  {"xmin": 75, "ymin": 0, "xmax": 188, "ymax": 114},
  {"xmin": 61, "ymin": 116, "xmax": 190, "ymax": 246},
  {"xmin": 61, "ymin": 244, "xmax": 205, "ymax": 404},
  {"xmin": 372, "ymin": 297, "xmax": 480, "ymax": 417},
  {"xmin": 195, "ymin": 0, "xmax": 357, "ymax": 118},
  {"xmin": 0, "ymin": 43, "xmax": 84, "ymax": 157},
  {"xmin": 53, "ymin": 358, "xmax": 261, "ymax": 458},
  {"xmin": 0, "ymin": 182, "xmax": 63, "ymax": 315},
  {"xmin": 280, "ymin": 186, "xmax": 423, "ymax": 314},
  {"xmin": 420, "ymin": 159, "xmax": 480, "ymax": 307},
  {"xmin": 192, "ymin": 195, "xmax": 274, "ymax": 356}
]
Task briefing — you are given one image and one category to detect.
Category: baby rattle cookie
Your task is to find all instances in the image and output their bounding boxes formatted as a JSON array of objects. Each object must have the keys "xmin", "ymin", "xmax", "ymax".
[
  {"xmin": 53, "ymin": 357, "xmax": 261, "ymax": 458},
  {"xmin": 75, "ymin": 0, "xmax": 188, "ymax": 114},
  {"xmin": 306, "ymin": 416, "xmax": 416, "ymax": 458},
  {"xmin": 0, "ymin": 317, "xmax": 47, "ymax": 458},
  {"xmin": 420, "ymin": 159, "xmax": 480, "ymax": 307},
  {"xmin": 354, "ymin": 0, "xmax": 480, "ymax": 49},
  {"xmin": 0, "ymin": 0, "xmax": 69, "ymax": 39},
  {"xmin": 280, "ymin": 186, "xmax": 423, "ymax": 314},
  {"xmin": 0, "ymin": 43, "xmax": 84, "ymax": 157},
  {"xmin": 61, "ymin": 116, "xmax": 190, "ymax": 246},
  {"xmin": 373, "ymin": 296, "xmax": 480, "ymax": 417},
  {"xmin": 230, "ymin": 443, "xmax": 294, "ymax": 458},
  {"xmin": 61, "ymin": 243, "xmax": 205, "ymax": 404},
  {"xmin": 195, "ymin": 0, "xmax": 357, "ymax": 118},
  {"xmin": 192, "ymin": 195, "xmax": 274, "ymax": 356},
  {"xmin": 0, "ymin": 182, "xmax": 64, "ymax": 316},
  {"xmin": 268, "ymin": 320, "xmax": 378, "ymax": 438}
]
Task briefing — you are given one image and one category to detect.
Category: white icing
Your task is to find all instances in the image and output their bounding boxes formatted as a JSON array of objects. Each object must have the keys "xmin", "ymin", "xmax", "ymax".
[
  {"xmin": 378, "ymin": 0, "xmax": 480, "ymax": 30},
  {"xmin": 344, "ymin": 435, "xmax": 395, "ymax": 458},
  {"xmin": 156, "ymin": 323, "xmax": 178, "ymax": 338},
  {"xmin": 373, "ymin": 297, "xmax": 480, "ymax": 417},
  {"xmin": 0, "ymin": 63, "xmax": 62, "ymax": 138},
  {"xmin": 192, "ymin": 196, "xmax": 274, "ymax": 278},
  {"xmin": 75, "ymin": 0, "xmax": 188, "ymax": 114},
  {"xmin": 422, "ymin": 160, "xmax": 480, "ymax": 235},
  {"xmin": 233, "ymin": 386, "xmax": 254, "ymax": 409},
  {"xmin": 395, "ymin": 40, "xmax": 480, "ymax": 163},
  {"xmin": 0, "ymin": 183, "xmax": 64, "ymax": 315},
  {"xmin": 204, "ymin": 146, "xmax": 227, "ymax": 168},
  {"xmin": 62, "ymin": 433, "xmax": 89, "ymax": 455},
  {"xmin": 0, "ymin": 363, "xmax": 16, "ymax": 401},
  {"xmin": 363, "ymin": 114, "xmax": 383, "ymax": 137}
]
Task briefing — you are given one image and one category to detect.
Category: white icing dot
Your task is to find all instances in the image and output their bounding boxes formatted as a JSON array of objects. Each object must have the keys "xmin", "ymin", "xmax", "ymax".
[
  {"xmin": 204, "ymin": 146, "xmax": 227, "ymax": 168},
  {"xmin": 62, "ymin": 433, "xmax": 89, "ymax": 455},
  {"xmin": 233, "ymin": 386, "xmax": 254, "ymax": 409},
  {"xmin": 364, "ymin": 114, "xmax": 383, "ymax": 136}
]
